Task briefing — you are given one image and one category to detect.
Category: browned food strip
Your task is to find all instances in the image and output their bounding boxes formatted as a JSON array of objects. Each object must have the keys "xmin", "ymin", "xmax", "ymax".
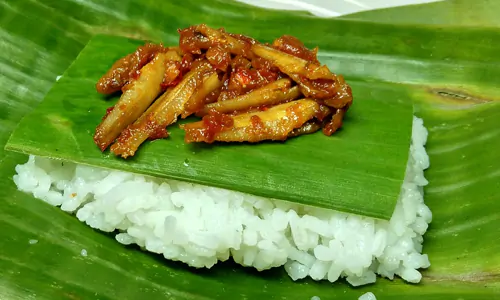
[
  {"xmin": 182, "ymin": 72, "xmax": 223, "ymax": 118},
  {"xmin": 288, "ymin": 120, "xmax": 322, "ymax": 138},
  {"xmin": 206, "ymin": 46, "xmax": 231, "ymax": 71},
  {"xmin": 160, "ymin": 50, "xmax": 184, "ymax": 88},
  {"xmin": 106, "ymin": 87, "xmax": 175, "ymax": 144},
  {"xmin": 323, "ymin": 107, "xmax": 347, "ymax": 136},
  {"xmin": 96, "ymin": 43, "xmax": 171, "ymax": 95},
  {"xmin": 323, "ymin": 75, "xmax": 353, "ymax": 109},
  {"xmin": 164, "ymin": 49, "xmax": 183, "ymax": 61},
  {"xmin": 252, "ymin": 44, "xmax": 333, "ymax": 80},
  {"xmin": 94, "ymin": 25, "xmax": 354, "ymax": 158},
  {"xmin": 203, "ymin": 87, "xmax": 222, "ymax": 106},
  {"xmin": 179, "ymin": 24, "xmax": 253, "ymax": 58},
  {"xmin": 272, "ymin": 35, "xmax": 319, "ymax": 64},
  {"xmin": 93, "ymin": 52, "xmax": 170, "ymax": 151},
  {"xmin": 197, "ymin": 25, "xmax": 253, "ymax": 57},
  {"xmin": 110, "ymin": 62, "xmax": 215, "ymax": 158},
  {"xmin": 252, "ymin": 43, "xmax": 353, "ymax": 107},
  {"xmin": 232, "ymin": 55, "xmax": 252, "ymax": 70},
  {"xmin": 217, "ymin": 65, "xmax": 281, "ymax": 102},
  {"xmin": 251, "ymin": 57, "xmax": 282, "ymax": 79},
  {"xmin": 178, "ymin": 26, "xmax": 212, "ymax": 55},
  {"xmin": 181, "ymin": 99, "xmax": 320, "ymax": 143},
  {"xmin": 197, "ymin": 78, "xmax": 300, "ymax": 116},
  {"xmin": 296, "ymin": 74, "xmax": 353, "ymax": 109},
  {"xmin": 227, "ymin": 33, "xmax": 258, "ymax": 47}
]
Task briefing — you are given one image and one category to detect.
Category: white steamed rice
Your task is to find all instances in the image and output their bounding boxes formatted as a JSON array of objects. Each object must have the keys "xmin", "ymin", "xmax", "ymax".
[
  {"xmin": 358, "ymin": 292, "xmax": 377, "ymax": 300},
  {"xmin": 13, "ymin": 116, "xmax": 431, "ymax": 286}
]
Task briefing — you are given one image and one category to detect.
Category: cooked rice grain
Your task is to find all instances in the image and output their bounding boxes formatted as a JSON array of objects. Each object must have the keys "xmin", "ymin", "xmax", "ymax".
[{"xmin": 13, "ymin": 116, "xmax": 431, "ymax": 286}]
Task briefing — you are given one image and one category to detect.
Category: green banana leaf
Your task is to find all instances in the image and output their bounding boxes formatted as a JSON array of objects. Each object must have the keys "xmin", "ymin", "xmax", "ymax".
[
  {"xmin": 5, "ymin": 34, "xmax": 414, "ymax": 220},
  {"xmin": 343, "ymin": 0, "xmax": 500, "ymax": 27},
  {"xmin": 1, "ymin": 1, "xmax": 499, "ymax": 300}
]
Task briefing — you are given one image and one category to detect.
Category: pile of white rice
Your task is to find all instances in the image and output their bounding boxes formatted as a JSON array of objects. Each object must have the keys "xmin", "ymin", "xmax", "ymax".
[{"xmin": 13, "ymin": 116, "xmax": 431, "ymax": 286}]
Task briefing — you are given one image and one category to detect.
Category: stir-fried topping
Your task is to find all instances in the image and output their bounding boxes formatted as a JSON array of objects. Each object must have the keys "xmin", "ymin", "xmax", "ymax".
[
  {"xmin": 93, "ymin": 24, "xmax": 353, "ymax": 158},
  {"xmin": 181, "ymin": 100, "xmax": 321, "ymax": 143}
]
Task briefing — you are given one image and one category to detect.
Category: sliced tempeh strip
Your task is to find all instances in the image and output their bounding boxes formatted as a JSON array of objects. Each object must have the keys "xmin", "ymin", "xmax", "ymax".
[
  {"xmin": 252, "ymin": 44, "xmax": 353, "ymax": 108},
  {"xmin": 195, "ymin": 24, "xmax": 253, "ymax": 58},
  {"xmin": 95, "ymin": 43, "xmax": 168, "ymax": 95},
  {"xmin": 110, "ymin": 62, "xmax": 215, "ymax": 158},
  {"xmin": 181, "ymin": 99, "xmax": 320, "ymax": 143},
  {"xmin": 251, "ymin": 44, "xmax": 333, "ymax": 80},
  {"xmin": 93, "ymin": 51, "xmax": 171, "ymax": 151},
  {"xmin": 322, "ymin": 107, "xmax": 347, "ymax": 136},
  {"xmin": 287, "ymin": 120, "xmax": 322, "ymax": 138},
  {"xmin": 196, "ymin": 78, "xmax": 301, "ymax": 116},
  {"xmin": 182, "ymin": 72, "xmax": 222, "ymax": 118}
]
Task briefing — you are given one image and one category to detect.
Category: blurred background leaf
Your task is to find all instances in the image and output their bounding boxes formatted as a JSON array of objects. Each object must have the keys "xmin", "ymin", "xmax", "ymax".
[{"xmin": 343, "ymin": 0, "xmax": 500, "ymax": 27}]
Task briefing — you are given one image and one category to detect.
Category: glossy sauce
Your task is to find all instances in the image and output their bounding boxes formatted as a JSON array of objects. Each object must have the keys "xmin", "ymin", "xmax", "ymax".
[
  {"xmin": 148, "ymin": 126, "xmax": 169, "ymax": 140},
  {"xmin": 102, "ymin": 106, "xmax": 115, "ymax": 121},
  {"xmin": 272, "ymin": 35, "xmax": 319, "ymax": 63},
  {"xmin": 161, "ymin": 60, "xmax": 182, "ymax": 88},
  {"xmin": 95, "ymin": 24, "xmax": 354, "ymax": 155},
  {"xmin": 314, "ymin": 104, "xmax": 332, "ymax": 121},
  {"xmin": 201, "ymin": 109, "xmax": 234, "ymax": 142},
  {"xmin": 298, "ymin": 76, "xmax": 338, "ymax": 99},
  {"xmin": 178, "ymin": 26, "xmax": 211, "ymax": 54},
  {"xmin": 96, "ymin": 43, "xmax": 166, "ymax": 94},
  {"xmin": 323, "ymin": 108, "xmax": 346, "ymax": 136},
  {"xmin": 206, "ymin": 46, "xmax": 231, "ymax": 71},
  {"xmin": 250, "ymin": 115, "xmax": 264, "ymax": 129}
]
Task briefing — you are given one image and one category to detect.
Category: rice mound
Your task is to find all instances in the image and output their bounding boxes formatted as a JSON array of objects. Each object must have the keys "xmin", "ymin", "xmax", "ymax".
[{"xmin": 13, "ymin": 116, "xmax": 431, "ymax": 286}]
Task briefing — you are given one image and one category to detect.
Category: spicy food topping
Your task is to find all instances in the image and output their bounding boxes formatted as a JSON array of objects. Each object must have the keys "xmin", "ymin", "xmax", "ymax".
[{"xmin": 94, "ymin": 24, "xmax": 353, "ymax": 158}]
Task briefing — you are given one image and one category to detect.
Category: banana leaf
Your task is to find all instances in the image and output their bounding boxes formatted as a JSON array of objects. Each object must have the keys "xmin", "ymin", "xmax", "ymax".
[
  {"xmin": 5, "ymin": 34, "xmax": 414, "ymax": 220},
  {"xmin": 343, "ymin": 0, "xmax": 500, "ymax": 27},
  {"xmin": 1, "ymin": 0, "xmax": 499, "ymax": 299}
]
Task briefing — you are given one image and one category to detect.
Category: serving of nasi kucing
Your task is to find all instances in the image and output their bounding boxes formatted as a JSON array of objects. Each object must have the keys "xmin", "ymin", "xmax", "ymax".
[{"xmin": 13, "ymin": 24, "xmax": 431, "ymax": 288}]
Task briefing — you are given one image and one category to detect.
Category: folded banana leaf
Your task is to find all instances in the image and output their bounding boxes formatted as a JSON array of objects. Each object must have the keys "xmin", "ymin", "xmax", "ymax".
[{"xmin": 1, "ymin": 0, "xmax": 499, "ymax": 299}]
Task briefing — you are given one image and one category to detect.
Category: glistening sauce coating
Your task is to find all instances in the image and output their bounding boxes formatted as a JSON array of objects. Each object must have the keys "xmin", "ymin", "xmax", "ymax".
[{"xmin": 93, "ymin": 24, "xmax": 353, "ymax": 158}]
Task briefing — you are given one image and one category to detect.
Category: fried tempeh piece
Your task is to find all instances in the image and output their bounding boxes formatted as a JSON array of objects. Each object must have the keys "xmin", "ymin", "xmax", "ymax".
[
  {"xmin": 94, "ymin": 25, "xmax": 354, "ymax": 157},
  {"xmin": 288, "ymin": 120, "xmax": 322, "ymax": 138},
  {"xmin": 96, "ymin": 43, "xmax": 170, "ymax": 95},
  {"xmin": 196, "ymin": 78, "xmax": 300, "ymax": 116},
  {"xmin": 206, "ymin": 46, "xmax": 231, "ymax": 71},
  {"xmin": 252, "ymin": 44, "xmax": 333, "ymax": 80},
  {"xmin": 181, "ymin": 99, "xmax": 320, "ymax": 143},
  {"xmin": 272, "ymin": 35, "xmax": 319, "ymax": 64},
  {"xmin": 110, "ymin": 62, "xmax": 215, "ymax": 158},
  {"xmin": 182, "ymin": 73, "xmax": 223, "ymax": 118},
  {"xmin": 179, "ymin": 24, "xmax": 253, "ymax": 58},
  {"xmin": 163, "ymin": 49, "xmax": 183, "ymax": 61},
  {"xmin": 160, "ymin": 51, "xmax": 184, "ymax": 88},
  {"xmin": 323, "ymin": 75, "xmax": 353, "ymax": 109},
  {"xmin": 197, "ymin": 25, "xmax": 252, "ymax": 57},
  {"xmin": 93, "ymin": 52, "xmax": 171, "ymax": 151},
  {"xmin": 217, "ymin": 67, "xmax": 280, "ymax": 102},
  {"xmin": 323, "ymin": 107, "xmax": 347, "ymax": 136},
  {"xmin": 252, "ymin": 44, "xmax": 353, "ymax": 108}
]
